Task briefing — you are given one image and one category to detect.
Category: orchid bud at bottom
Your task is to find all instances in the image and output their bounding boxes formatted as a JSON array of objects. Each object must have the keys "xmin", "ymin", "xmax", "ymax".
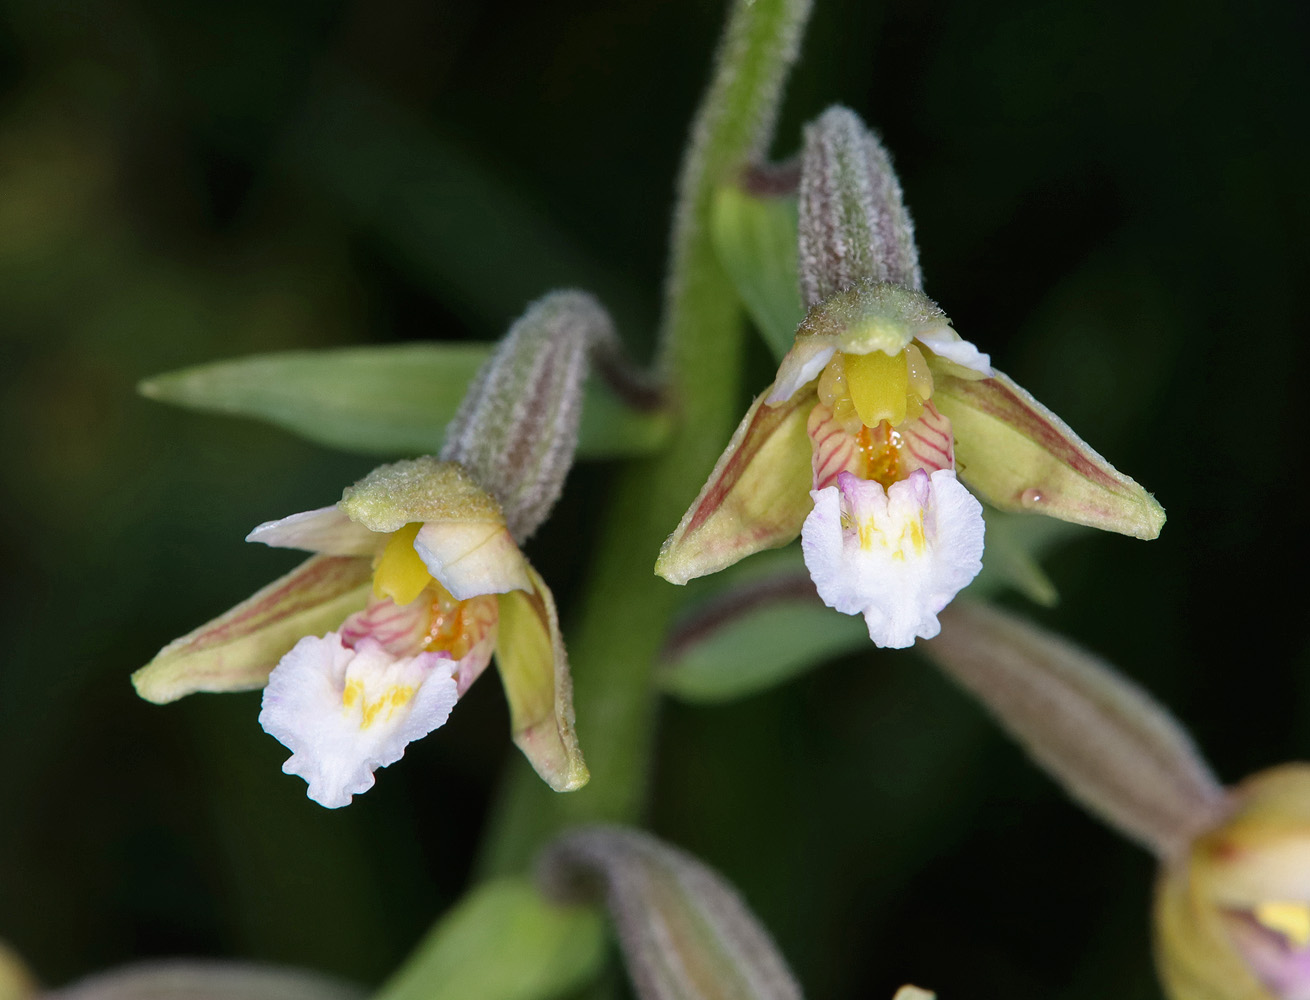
[{"xmin": 1156, "ymin": 764, "xmax": 1310, "ymax": 1000}]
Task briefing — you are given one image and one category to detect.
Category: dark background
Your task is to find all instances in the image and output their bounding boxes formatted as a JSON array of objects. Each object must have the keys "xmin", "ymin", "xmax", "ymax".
[{"xmin": 2, "ymin": 0, "xmax": 1307, "ymax": 996}]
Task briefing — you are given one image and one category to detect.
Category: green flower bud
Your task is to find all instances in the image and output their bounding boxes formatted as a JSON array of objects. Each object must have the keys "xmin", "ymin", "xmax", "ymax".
[
  {"xmin": 441, "ymin": 290, "xmax": 616, "ymax": 542},
  {"xmin": 540, "ymin": 827, "xmax": 802, "ymax": 1000},
  {"xmin": 798, "ymin": 105, "xmax": 922, "ymax": 305}
]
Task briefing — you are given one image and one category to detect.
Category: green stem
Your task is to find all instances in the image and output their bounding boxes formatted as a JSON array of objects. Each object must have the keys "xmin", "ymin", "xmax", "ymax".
[
  {"xmin": 373, "ymin": 6, "xmax": 813, "ymax": 995},
  {"xmin": 479, "ymin": 0, "xmax": 813, "ymax": 875}
]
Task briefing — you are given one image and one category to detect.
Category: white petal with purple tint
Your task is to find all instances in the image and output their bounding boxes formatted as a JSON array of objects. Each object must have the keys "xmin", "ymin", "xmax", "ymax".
[
  {"xmin": 258, "ymin": 632, "xmax": 458, "ymax": 808},
  {"xmin": 915, "ymin": 328, "xmax": 993, "ymax": 377},
  {"xmin": 801, "ymin": 469, "xmax": 984, "ymax": 648},
  {"xmin": 246, "ymin": 506, "xmax": 380, "ymax": 556}
]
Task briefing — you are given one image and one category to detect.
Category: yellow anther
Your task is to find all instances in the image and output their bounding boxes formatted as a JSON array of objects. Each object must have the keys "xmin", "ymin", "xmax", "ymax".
[
  {"xmin": 372, "ymin": 522, "xmax": 432, "ymax": 606},
  {"xmin": 1255, "ymin": 900, "xmax": 1310, "ymax": 948},
  {"xmin": 843, "ymin": 349, "xmax": 909, "ymax": 428}
]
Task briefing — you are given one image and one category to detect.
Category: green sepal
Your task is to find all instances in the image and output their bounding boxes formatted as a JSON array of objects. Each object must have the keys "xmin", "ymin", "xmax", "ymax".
[
  {"xmin": 495, "ymin": 564, "xmax": 590, "ymax": 793},
  {"xmin": 371, "ymin": 878, "xmax": 604, "ymax": 1000},
  {"xmin": 139, "ymin": 344, "xmax": 670, "ymax": 459},
  {"xmin": 934, "ymin": 370, "xmax": 1165, "ymax": 539},
  {"xmin": 711, "ymin": 182, "xmax": 805, "ymax": 361},
  {"xmin": 655, "ymin": 386, "xmax": 814, "ymax": 585},
  {"xmin": 133, "ymin": 555, "xmax": 372, "ymax": 704}
]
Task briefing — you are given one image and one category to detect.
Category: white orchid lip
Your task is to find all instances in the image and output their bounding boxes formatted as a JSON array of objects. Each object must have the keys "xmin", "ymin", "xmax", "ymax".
[
  {"xmin": 801, "ymin": 469, "xmax": 984, "ymax": 649},
  {"xmin": 258, "ymin": 631, "xmax": 460, "ymax": 809}
]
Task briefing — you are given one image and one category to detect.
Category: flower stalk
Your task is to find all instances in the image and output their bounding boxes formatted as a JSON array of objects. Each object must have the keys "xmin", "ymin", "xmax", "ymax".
[{"xmin": 478, "ymin": 0, "xmax": 814, "ymax": 872}]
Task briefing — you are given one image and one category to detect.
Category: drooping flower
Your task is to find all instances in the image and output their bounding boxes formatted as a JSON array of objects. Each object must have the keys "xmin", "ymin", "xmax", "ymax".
[
  {"xmin": 657, "ymin": 106, "xmax": 1162, "ymax": 647},
  {"xmin": 134, "ymin": 459, "xmax": 587, "ymax": 808},
  {"xmin": 658, "ymin": 281, "xmax": 1160, "ymax": 647},
  {"xmin": 134, "ymin": 292, "xmax": 620, "ymax": 806}
]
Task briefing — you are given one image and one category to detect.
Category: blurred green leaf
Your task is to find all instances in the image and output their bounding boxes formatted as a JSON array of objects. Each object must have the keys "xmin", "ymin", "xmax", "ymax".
[
  {"xmin": 971, "ymin": 506, "xmax": 1083, "ymax": 608},
  {"xmin": 44, "ymin": 961, "xmax": 363, "ymax": 1000},
  {"xmin": 371, "ymin": 878, "xmax": 604, "ymax": 1000},
  {"xmin": 139, "ymin": 344, "xmax": 670, "ymax": 459},
  {"xmin": 660, "ymin": 548, "xmax": 865, "ymax": 703},
  {"xmin": 661, "ymin": 509, "xmax": 1081, "ymax": 703},
  {"xmin": 711, "ymin": 184, "xmax": 804, "ymax": 361}
]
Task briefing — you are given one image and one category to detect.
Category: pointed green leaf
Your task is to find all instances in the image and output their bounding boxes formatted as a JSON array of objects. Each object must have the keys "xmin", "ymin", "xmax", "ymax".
[
  {"xmin": 372, "ymin": 878, "xmax": 604, "ymax": 1000},
  {"xmin": 139, "ymin": 344, "xmax": 670, "ymax": 459},
  {"xmin": 711, "ymin": 183, "xmax": 804, "ymax": 360}
]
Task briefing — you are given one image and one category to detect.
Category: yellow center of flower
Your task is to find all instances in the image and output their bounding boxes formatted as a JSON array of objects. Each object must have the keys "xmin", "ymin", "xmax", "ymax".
[
  {"xmin": 848, "ymin": 506, "xmax": 928, "ymax": 561},
  {"xmin": 1254, "ymin": 900, "xmax": 1310, "ymax": 948},
  {"xmin": 817, "ymin": 346, "xmax": 934, "ymax": 429},
  {"xmin": 342, "ymin": 677, "xmax": 416, "ymax": 730},
  {"xmin": 424, "ymin": 585, "xmax": 498, "ymax": 661},
  {"xmin": 372, "ymin": 522, "xmax": 433, "ymax": 606}
]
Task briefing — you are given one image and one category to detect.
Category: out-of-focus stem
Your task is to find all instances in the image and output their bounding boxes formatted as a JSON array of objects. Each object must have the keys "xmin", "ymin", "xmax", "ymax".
[{"xmin": 478, "ymin": 0, "xmax": 813, "ymax": 874}]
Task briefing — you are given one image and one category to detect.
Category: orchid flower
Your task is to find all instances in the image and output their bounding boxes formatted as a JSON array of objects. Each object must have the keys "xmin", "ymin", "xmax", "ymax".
[
  {"xmin": 657, "ymin": 108, "xmax": 1162, "ymax": 649},
  {"xmin": 132, "ymin": 292, "xmax": 617, "ymax": 806},
  {"xmin": 657, "ymin": 281, "xmax": 1161, "ymax": 647},
  {"xmin": 134, "ymin": 457, "xmax": 585, "ymax": 807}
]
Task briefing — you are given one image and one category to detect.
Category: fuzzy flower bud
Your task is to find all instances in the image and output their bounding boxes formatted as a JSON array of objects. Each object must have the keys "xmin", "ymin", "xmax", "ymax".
[
  {"xmin": 540, "ymin": 827, "xmax": 802, "ymax": 1000},
  {"xmin": 798, "ymin": 105, "xmax": 922, "ymax": 305},
  {"xmin": 441, "ymin": 290, "xmax": 616, "ymax": 542}
]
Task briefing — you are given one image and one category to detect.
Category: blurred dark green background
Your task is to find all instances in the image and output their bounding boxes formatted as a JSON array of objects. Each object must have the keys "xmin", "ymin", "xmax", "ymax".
[{"xmin": 2, "ymin": 0, "xmax": 1307, "ymax": 996}]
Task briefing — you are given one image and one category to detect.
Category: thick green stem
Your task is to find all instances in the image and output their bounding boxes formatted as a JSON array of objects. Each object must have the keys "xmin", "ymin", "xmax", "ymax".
[{"xmin": 479, "ymin": 0, "xmax": 813, "ymax": 875}]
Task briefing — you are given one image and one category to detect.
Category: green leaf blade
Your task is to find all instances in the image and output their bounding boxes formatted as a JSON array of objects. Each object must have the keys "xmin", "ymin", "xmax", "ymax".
[
  {"xmin": 371, "ymin": 878, "xmax": 604, "ymax": 1000},
  {"xmin": 140, "ymin": 344, "xmax": 670, "ymax": 459}
]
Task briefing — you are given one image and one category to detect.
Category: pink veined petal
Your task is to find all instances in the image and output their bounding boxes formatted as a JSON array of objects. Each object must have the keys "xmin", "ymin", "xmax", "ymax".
[
  {"xmin": 807, "ymin": 404, "xmax": 859, "ymax": 491},
  {"xmin": 258, "ymin": 633, "xmax": 459, "ymax": 808},
  {"xmin": 806, "ymin": 401, "xmax": 955, "ymax": 492},
  {"xmin": 246, "ymin": 506, "xmax": 381, "ymax": 556},
  {"xmin": 340, "ymin": 594, "xmax": 432, "ymax": 657},
  {"xmin": 656, "ymin": 384, "xmax": 815, "ymax": 585},
  {"xmin": 341, "ymin": 590, "xmax": 500, "ymax": 697},
  {"xmin": 900, "ymin": 402, "xmax": 955, "ymax": 475},
  {"xmin": 933, "ymin": 370, "xmax": 1164, "ymax": 539}
]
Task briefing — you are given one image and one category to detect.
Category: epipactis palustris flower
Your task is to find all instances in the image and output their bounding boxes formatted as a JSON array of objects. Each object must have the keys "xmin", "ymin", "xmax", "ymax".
[
  {"xmin": 134, "ymin": 456, "xmax": 586, "ymax": 807},
  {"xmin": 1157, "ymin": 764, "xmax": 1310, "ymax": 1000},
  {"xmin": 657, "ymin": 281, "xmax": 1164, "ymax": 648}
]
